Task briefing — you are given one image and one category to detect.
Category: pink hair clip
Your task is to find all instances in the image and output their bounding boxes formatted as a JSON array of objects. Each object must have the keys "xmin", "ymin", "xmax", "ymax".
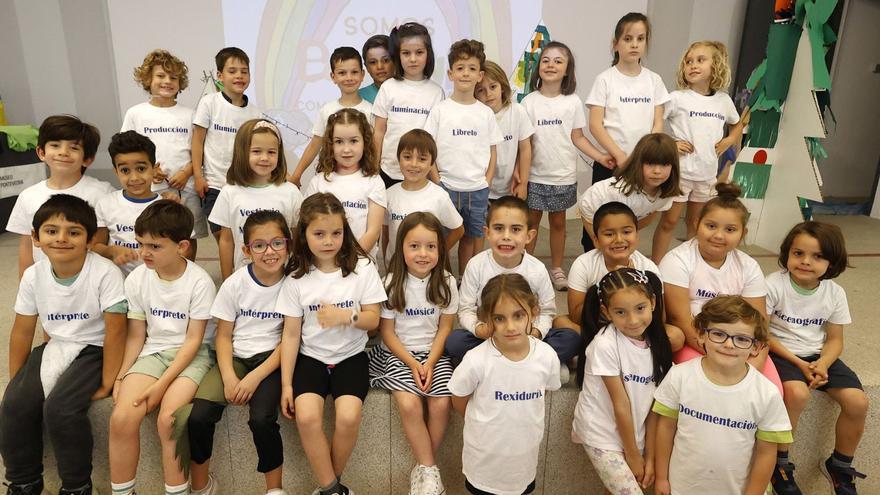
[{"xmin": 255, "ymin": 120, "xmax": 280, "ymax": 136}]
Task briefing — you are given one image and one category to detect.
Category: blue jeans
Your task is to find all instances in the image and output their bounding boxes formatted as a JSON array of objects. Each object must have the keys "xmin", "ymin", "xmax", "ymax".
[{"xmin": 445, "ymin": 328, "xmax": 580, "ymax": 362}]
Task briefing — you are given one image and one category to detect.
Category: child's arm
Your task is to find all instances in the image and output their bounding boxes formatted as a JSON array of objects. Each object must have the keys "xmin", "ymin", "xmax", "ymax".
[
  {"xmin": 514, "ymin": 138, "xmax": 532, "ymax": 199},
  {"xmin": 445, "ymin": 226, "xmax": 464, "ymax": 253},
  {"xmin": 279, "ymin": 316, "xmax": 303, "ymax": 419},
  {"xmin": 653, "ymin": 413, "xmax": 677, "ymax": 495},
  {"xmin": 214, "ymin": 319, "xmax": 239, "ymax": 401},
  {"xmin": 316, "ymin": 302, "xmax": 381, "ymax": 332},
  {"xmin": 423, "ymin": 313, "xmax": 454, "ymax": 391},
  {"xmin": 588, "ymin": 106, "xmax": 626, "ymax": 168},
  {"xmin": 373, "ymin": 116, "xmax": 387, "ymax": 167},
  {"xmin": 380, "ymin": 317, "xmax": 428, "ymax": 389},
  {"xmin": 134, "ymin": 319, "xmax": 207, "ymax": 410},
  {"xmin": 8, "ymin": 314, "xmax": 38, "ymax": 378},
  {"xmin": 652, "ymin": 105, "xmax": 665, "ymax": 133},
  {"xmin": 95, "ymin": 311, "xmax": 127, "ymax": 400},
  {"xmin": 567, "ymin": 289, "xmax": 587, "ymax": 328},
  {"xmin": 664, "ymin": 284, "xmax": 700, "ymax": 351},
  {"xmin": 17, "ymin": 235, "xmax": 33, "ymax": 280},
  {"xmin": 572, "ymin": 128, "xmax": 613, "ymax": 169},
  {"xmin": 218, "ymin": 227, "xmax": 235, "ymax": 281},
  {"xmin": 715, "ymin": 120, "xmax": 745, "ymax": 157},
  {"xmin": 643, "ymin": 412, "xmax": 658, "ymax": 489},
  {"xmin": 485, "ymin": 145, "xmax": 497, "ymax": 188},
  {"xmin": 289, "ymin": 135, "xmax": 323, "ymax": 186},
  {"xmin": 451, "ymin": 394, "xmax": 471, "ymax": 415},
  {"xmin": 768, "ymin": 335, "xmax": 816, "ymax": 384},
  {"xmin": 358, "ymin": 201, "xmax": 385, "ymax": 253},
  {"xmin": 602, "ymin": 375, "xmax": 647, "ymax": 485},
  {"xmin": 234, "ymin": 347, "xmax": 281, "ymax": 404},
  {"xmin": 744, "ymin": 439, "xmax": 778, "ymax": 495},
  {"xmin": 810, "ymin": 323, "xmax": 845, "ymax": 388},
  {"xmin": 92, "ymin": 228, "xmax": 139, "ymax": 267},
  {"xmin": 113, "ymin": 318, "xmax": 147, "ymax": 402},
  {"xmin": 191, "ymin": 125, "xmax": 209, "ymax": 198},
  {"xmin": 381, "ymin": 225, "xmax": 390, "ymax": 259},
  {"xmin": 167, "ymin": 161, "xmax": 193, "ymax": 191}
]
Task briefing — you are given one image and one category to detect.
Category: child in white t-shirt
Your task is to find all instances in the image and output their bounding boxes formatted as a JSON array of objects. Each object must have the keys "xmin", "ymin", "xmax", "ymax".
[
  {"xmin": 368, "ymin": 212, "xmax": 459, "ymax": 495},
  {"xmin": 448, "ymin": 273, "xmax": 561, "ymax": 495},
  {"xmin": 383, "ymin": 129, "xmax": 463, "ymax": 258},
  {"xmin": 6, "ymin": 114, "xmax": 115, "ymax": 277},
  {"xmin": 521, "ymin": 41, "xmax": 611, "ymax": 290},
  {"xmin": 276, "ymin": 193, "xmax": 386, "ymax": 495},
  {"xmin": 586, "ymin": 12, "xmax": 668, "ymax": 183},
  {"xmin": 209, "ymin": 119, "xmax": 302, "ymax": 280},
  {"xmin": 572, "ymin": 268, "xmax": 673, "ymax": 494},
  {"xmin": 659, "ymin": 182, "xmax": 782, "ymax": 393},
  {"xmin": 93, "ymin": 131, "xmax": 166, "ymax": 275},
  {"xmin": 109, "ymin": 200, "xmax": 216, "ymax": 495},
  {"xmin": 475, "ymin": 60, "xmax": 535, "ymax": 200},
  {"xmin": 653, "ymin": 41, "xmax": 744, "ymax": 262},
  {"xmin": 187, "ymin": 211, "xmax": 293, "ymax": 495},
  {"xmin": 373, "ymin": 22, "xmax": 444, "ymax": 187},
  {"xmin": 424, "ymin": 39, "xmax": 503, "ymax": 276},
  {"xmin": 191, "ymin": 47, "xmax": 261, "ymax": 242},
  {"xmin": 122, "ymin": 49, "xmax": 208, "ymax": 243},
  {"xmin": 653, "ymin": 296, "xmax": 792, "ymax": 495},
  {"xmin": 578, "ymin": 133, "xmax": 682, "ymax": 252},
  {"xmin": 766, "ymin": 222, "xmax": 868, "ymax": 494},
  {"xmin": 290, "ymin": 47, "xmax": 373, "ymax": 186},
  {"xmin": 0, "ymin": 195, "xmax": 127, "ymax": 495},
  {"xmin": 303, "ymin": 108, "xmax": 386, "ymax": 258}
]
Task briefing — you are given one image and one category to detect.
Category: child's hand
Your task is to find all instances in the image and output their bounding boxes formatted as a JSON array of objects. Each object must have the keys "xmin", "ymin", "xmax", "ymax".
[
  {"xmin": 133, "ymin": 382, "xmax": 164, "ymax": 412},
  {"xmin": 153, "ymin": 163, "xmax": 168, "ymax": 184},
  {"xmin": 194, "ymin": 176, "xmax": 208, "ymax": 199},
  {"xmin": 808, "ymin": 359, "xmax": 830, "ymax": 389},
  {"xmin": 167, "ymin": 170, "xmax": 189, "ymax": 190},
  {"xmin": 232, "ymin": 372, "xmax": 261, "ymax": 405},
  {"xmin": 676, "ymin": 140, "xmax": 695, "ymax": 155},
  {"xmin": 421, "ymin": 361, "xmax": 435, "ymax": 392},
  {"xmin": 714, "ymin": 137, "xmax": 735, "ymax": 157},
  {"xmin": 223, "ymin": 376, "xmax": 241, "ymax": 403},
  {"xmin": 111, "ymin": 246, "xmax": 140, "ymax": 266},
  {"xmin": 317, "ymin": 302, "xmax": 350, "ymax": 328},
  {"xmin": 112, "ymin": 379, "xmax": 122, "ymax": 404},
  {"xmin": 280, "ymin": 385, "xmax": 295, "ymax": 420},
  {"xmin": 514, "ymin": 182, "xmax": 528, "ymax": 200},
  {"xmin": 599, "ymin": 152, "xmax": 618, "ymax": 170},
  {"xmin": 410, "ymin": 362, "xmax": 427, "ymax": 391},
  {"xmin": 91, "ymin": 384, "xmax": 112, "ymax": 401},
  {"xmin": 625, "ymin": 451, "xmax": 646, "ymax": 485},
  {"xmin": 655, "ymin": 478, "xmax": 671, "ymax": 495},
  {"xmin": 159, "ymin": 191, "xmax": 183, "ymax": 204},
  {"xmin": 288, "ymin": 172, "xmax": 302, "ymax": 188},
  {"xmin": 641, "ymin": 456, "xmax": 655, "ymax": 488}
]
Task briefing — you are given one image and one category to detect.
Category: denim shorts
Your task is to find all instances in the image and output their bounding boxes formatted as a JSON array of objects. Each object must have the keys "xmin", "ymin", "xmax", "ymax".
[{"xmin": 443, "ymin": 185, "xmax": 489, "ymax": 237}]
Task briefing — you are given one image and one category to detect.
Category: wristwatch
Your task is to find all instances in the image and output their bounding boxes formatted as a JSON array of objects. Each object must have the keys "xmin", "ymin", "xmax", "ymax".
[{"xmin": 349, "ymin": 301, "xmax": 361, "ymax": 325}]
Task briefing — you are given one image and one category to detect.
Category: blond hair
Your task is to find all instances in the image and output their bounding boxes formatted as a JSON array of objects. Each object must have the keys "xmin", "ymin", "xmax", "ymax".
[
  {"xmin": 676, "ymin": 41, "xmax": 731, "ymax": 91},
  {"xmin": 133, "ymin": 49, "xmax": 189, "ymax": 93}
]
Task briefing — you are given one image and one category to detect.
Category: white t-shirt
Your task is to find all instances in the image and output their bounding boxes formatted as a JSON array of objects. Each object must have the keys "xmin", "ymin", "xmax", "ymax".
[
  {"xmin": 384, "ymin": 181, "xmax": 462, "ymax": 255},
  {"xmin": 585, "ymin": 66, "xmax": 670, "ymax": 156},
  {"xmin": 6, "ymin": 175, "xmax": 116, "ymax": 264},
  {"xmin": 653, "ymin": 359, "xmax": 792, "ymax": 495},
  {"xmin": 95, "ymin": 190, "xmax": 164, "ymax": 276},
  {"xmin": 568, "ymin": 249, "xmax": 661, "ymax": 293},
  {"xmin": 573, "ymin": 324, "xmax": 657, "ymax": 451},
  {"xmin": 192, "ymin": 92, "xmax": 261, "ymax": 190},
  {"xmin": 447, "ymin": 338, "xmax": 561, "ymax": 495},
  {"xmin": 211, "ymin": 264, "xmax": 286, "ymax": 358},
  {"xmin": 380, "ymin": 272, "xmax": 459, "ymax": 352},
  {"xmin": 275, "ymin": 258, "xmax": 386, "ymax": 364},
  {"xmin": 372, "ymin": 78, "xmax": 444, "ymax": 180},
  {"xmin": 125, "ymin": 260, "xmax": 217, "ymax": 356},
  {"xmin": 660, "ymin": 239, "xmax": 766, "ymax": 315},
  {"xmin": 15, "ymin": 252, "xmax": 126, "ymax": 347},
  {"xmin": 423, "ymin": 99, "xmax": 504, "ymax": 192},
  {"xmin": 578, "ymin": 177, "xmax": 673, "ymax": 223},
  {"xmin": 121, "ymin": 101, "xmax": 195, "ymax": 192},
  {"xmin": 491, "ymin": 103, "xmax": 535, "ymax": 198},
  {"xmin": 303, "ymin": 172, "xmax": 386, "ymax": 256},
  {"xmin": 312, "ymin": 99, "xmax": 374, "ymax": 137},
  {"xmin": 765, "ymin": 271, "xmax": 851, "ymax": 357},
  {"xmin": 665, "ymin": 89, "xmax": 740, "ymax": 181},
  {"xmin": 207, "ymin": 183, "xmax": 303, "ymax": 270},
  {"xmin": 520, "ymin": 92, "xmax": 586, "ymax": 186},
  {"xmin": 458, "ymin": 250, "xmax": 556, "ymax": 338}
]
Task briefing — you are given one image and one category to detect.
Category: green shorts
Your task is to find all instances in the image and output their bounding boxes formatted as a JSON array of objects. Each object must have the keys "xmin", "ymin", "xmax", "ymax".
[{"xmin": 125, "ymin": 344, "xmax": 215, "ymax": 385}]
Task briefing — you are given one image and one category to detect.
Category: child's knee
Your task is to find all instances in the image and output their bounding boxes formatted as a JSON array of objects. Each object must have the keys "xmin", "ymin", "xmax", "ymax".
[
  {"xmin": 396, "ymin": 395, "xmax": 423, "ymax": 418},
  {"xmin": 782, "ymin": 382, "xmax": 811, "ymax": 409},
  {"xmin": 840, "ymin": 389, "xmax": 869, "ymax": 419},
  {"xmin": 156, "ymin": 410, "xmax": 177, "ymax": 438},
  {"xmin": 659, "ymin": 213, "xmax": 679, "ymax": 232},
  {"xmin": 335, "ymin": 406, "xmax": 362, "ymax": 431},
  {"xmin": 427, "ymin": 397, "xmax": 451, "ymax": 416},
  {"xmin": 295, "ymin": 405, "xmax": 323, "ymax": 431},
  {"xmin": 110, "ymin": 404, "xmax": 143, "ymax": 434}
]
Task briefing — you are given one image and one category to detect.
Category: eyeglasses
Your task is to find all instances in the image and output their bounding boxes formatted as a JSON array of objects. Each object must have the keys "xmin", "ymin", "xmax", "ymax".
[
  {"xmin": 705, "ymin": 328, "xmax": 759, "ymax": 349},
  {"xmin": 247, "ymin": 237, "xmax": 288, "ymax": 253}
]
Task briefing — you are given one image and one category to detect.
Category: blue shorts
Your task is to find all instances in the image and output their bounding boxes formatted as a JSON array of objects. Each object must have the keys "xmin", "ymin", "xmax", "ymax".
[
  {"xmin": 443, "ymin": 185, "xmax": 489, "ymax": 238},
  {"xmin": 202, "ymin": 187, "xmax": 222, "ymax": 233}
]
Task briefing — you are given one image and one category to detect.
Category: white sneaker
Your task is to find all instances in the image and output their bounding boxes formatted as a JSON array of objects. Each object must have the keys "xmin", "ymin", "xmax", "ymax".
[
  {"xmin": 419, "ymin": 465, "xmax": 445, "ymax": 495},
  {"xmin": 559, "ymin": 365, "xmax": 571, "ymax": 385},
  {"xmin": 190, "ymin": 475, "xmax": 217, "ymax": 495},
  {"xmin": 549, "ymin": 267, "xmax": 568, "ymax": 291},
  {"xmin": 410, "ymin": 464, "xmax": 423, "ymax": 495}
]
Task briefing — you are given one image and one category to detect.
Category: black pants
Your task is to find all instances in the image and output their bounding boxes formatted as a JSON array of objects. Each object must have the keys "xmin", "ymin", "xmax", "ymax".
[
  {"xmin": 466, "ymin": 478, "xmax": 536, "ymax": 494},
  {"xmin": 591, "ymin": 162, "xmax": 615, "ymax": 184},
  {"xmin": 188, "ymin": 351, "xmax": 283, "ymax": 473},
  {"xmin": 0, "ymin": 344, "xmax": 103, "ymax": 488},
  {"xmin": 380, "ymin": 169, "xmax": 402, "ymax": 189}
]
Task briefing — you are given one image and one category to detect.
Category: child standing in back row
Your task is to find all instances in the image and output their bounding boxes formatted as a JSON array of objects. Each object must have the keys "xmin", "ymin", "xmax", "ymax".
[
  {"xmin": 521, "ymin": 41, "xmax": 612, "ymax": 291},
  {"xmin": 424, "ymin": 39, "xmax": 503, "ymax": 277}
]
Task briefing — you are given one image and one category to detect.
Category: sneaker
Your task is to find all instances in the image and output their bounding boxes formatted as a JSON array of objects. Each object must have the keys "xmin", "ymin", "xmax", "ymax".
[
  {"xmin": 266, "ymin": 490, "xmax": 288, "ymax": 495},
  {"xmin": 4, "ymin": 479, "xmax": 43, "ymax": 495},
  {"xmin": 59, "ymin": 482, "xmax": 93, "ymax": 495},
  {"xmin": 313, "ymin": 485, "xmax": 354, "ymax": 495},
  {"xmin": 559, "ymin": 365, "xmax": 571, "ymax": 385},
  {"xmin": 191, "ymin": 475, "xmax": 217, "ymax": 495},
  {"xmin": 419, "ymin": 465, "xmax": 445, "ymax": 495},
  {"xmin": 770, "ymin": 461, "xmax": 801, "ymax": 494},
  {"xmin": 820, "ymin": 456, "xmax": 866, "ymax": 495},
  {"xmin": 549, "ymin": 268, "xmax": 568, "ymax": 292},
  {"xmin": 409, "ymin": 465, "xmax": 423, "ymax": 495}
]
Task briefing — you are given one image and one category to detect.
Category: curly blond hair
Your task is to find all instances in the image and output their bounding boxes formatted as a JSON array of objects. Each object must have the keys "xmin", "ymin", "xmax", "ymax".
[
  {"xmin": 676, "ymin": 41, "xmax": 731, "ymax": 91},
  {"xmin": 133, "ymin": 49, "xmax": 189, "ymax": 93}
]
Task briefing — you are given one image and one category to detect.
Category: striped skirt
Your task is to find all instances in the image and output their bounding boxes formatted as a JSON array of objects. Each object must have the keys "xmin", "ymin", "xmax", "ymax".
[{"xmin": 367, "ymin": 345, "xmax": 453, "ymax": 397}]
